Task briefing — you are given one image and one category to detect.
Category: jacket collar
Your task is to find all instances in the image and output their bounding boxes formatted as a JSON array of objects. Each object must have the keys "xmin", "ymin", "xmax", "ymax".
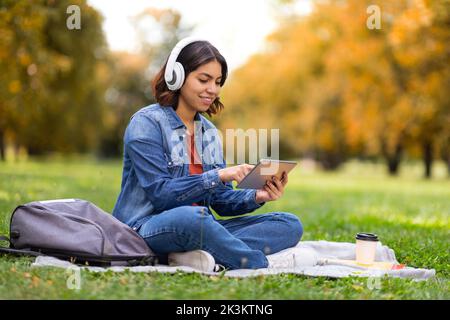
[{"xmin": 161, "ymin": 105, "xmax": 206, "ymax": 132}]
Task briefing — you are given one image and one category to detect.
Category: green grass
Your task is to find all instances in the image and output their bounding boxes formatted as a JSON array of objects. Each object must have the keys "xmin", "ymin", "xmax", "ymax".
[{"xmin": 0, "ymin": 158, "xmax": 449, "ymax": 299}]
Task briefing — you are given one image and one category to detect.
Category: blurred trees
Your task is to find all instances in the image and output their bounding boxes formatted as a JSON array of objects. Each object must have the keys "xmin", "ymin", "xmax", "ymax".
[
  {"xmin": 0, "ymin": 0, "xmax": 448, "ymax": 178},
  {"xmin": 0, "ymin": 1, "xmax": 190, "ymax": 159},
  {"xmin": 0, "ymin": 0, "xmax": 107, "ymax": 157},
  {"xmin": 97, "ymin": 8, "xmax": 192, "ymax": 157},
  {"xmin": 220, "ymin": 0, "xmax": 449, "ymax": 178}
]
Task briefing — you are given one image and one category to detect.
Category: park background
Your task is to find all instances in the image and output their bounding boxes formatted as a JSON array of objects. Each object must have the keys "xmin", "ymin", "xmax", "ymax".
[{"xmin": 0, "ymin": 0, "xmax": 449, "ymax": 299}]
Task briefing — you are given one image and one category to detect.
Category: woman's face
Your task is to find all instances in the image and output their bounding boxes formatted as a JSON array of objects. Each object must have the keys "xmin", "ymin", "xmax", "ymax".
[{"xmin": 179, "ymin": 60, "xmax": 222, "ymax": 113}]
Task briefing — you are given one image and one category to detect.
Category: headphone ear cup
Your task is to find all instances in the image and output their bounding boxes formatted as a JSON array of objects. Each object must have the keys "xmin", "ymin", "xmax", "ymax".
[{"xmin": 173, "ymin": 62, "xmax": 185, "ymax": 90}]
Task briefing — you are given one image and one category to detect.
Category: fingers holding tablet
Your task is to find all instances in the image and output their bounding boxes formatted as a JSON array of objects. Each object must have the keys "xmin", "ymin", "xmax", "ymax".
[
  {"xmin": 280, "ymin": 171, "xmax": 288, "ymax": 185},
  {"xmin": 266, "ymin": 176, "xmax": 283, "ymax": 196}
]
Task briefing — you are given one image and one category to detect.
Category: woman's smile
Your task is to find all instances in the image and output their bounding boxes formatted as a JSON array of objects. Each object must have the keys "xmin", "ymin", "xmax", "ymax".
[{"xmin": 199, "ymin": 96, "xmax": 213, "ymax": 105}]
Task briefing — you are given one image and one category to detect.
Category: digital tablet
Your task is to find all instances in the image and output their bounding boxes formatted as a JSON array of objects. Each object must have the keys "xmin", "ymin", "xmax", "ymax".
[{"xmin": 236, "ymin": 159, "xmax": 298, "ymax": 189}]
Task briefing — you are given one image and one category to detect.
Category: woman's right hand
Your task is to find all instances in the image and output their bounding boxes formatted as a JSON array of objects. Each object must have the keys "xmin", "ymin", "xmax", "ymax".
[{"xmin": 218, "ymin": 164, "xmax": 255, "ymax": 184}]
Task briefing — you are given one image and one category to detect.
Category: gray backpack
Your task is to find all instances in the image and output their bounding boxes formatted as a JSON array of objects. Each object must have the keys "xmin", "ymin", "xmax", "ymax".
[{"xmin": 0, "ymin": 199, "xmax": 156, "ymax": 266}]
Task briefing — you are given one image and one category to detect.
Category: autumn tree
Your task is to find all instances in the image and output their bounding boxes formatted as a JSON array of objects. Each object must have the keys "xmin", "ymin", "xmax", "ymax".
[
  {"xmin": 0, "ymin": 0, "xmax": 107, "ymax": 158},
  {"xmin": 221, "ymin": 0, "xmax": 449, "ymax": 177}
]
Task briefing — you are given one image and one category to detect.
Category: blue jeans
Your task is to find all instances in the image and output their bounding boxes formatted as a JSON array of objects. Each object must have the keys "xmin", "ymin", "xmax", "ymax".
[{"xmin": 137, "ymin": 206, "xmax": 303, "ymax": 269}]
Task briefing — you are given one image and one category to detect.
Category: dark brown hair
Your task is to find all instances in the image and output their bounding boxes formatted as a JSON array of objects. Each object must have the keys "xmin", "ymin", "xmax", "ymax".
[{"xmin": 152, "ymin": 40, "xmax": 228, "ymax": 117}]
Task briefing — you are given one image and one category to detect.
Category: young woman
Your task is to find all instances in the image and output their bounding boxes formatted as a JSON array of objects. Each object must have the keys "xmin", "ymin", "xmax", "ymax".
[{"xmin": 112, "ymin": 37, "xmax": 304, "ymax": 271}]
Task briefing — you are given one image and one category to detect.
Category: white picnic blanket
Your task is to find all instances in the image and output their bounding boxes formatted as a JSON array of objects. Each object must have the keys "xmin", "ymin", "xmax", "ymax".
[{"xmin": 31, "ymin": 240, "xmax": 436, "ymax": 280}]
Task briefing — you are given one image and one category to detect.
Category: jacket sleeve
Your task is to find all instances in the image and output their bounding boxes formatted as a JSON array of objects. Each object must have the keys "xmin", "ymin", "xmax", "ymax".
[
  {"xmin": 209, "ymin": 163, "xmax": 265, "ymax": 217},
  {"xmin": 125, "ymin": 113, "xmax": 224, "ymax": 213}
]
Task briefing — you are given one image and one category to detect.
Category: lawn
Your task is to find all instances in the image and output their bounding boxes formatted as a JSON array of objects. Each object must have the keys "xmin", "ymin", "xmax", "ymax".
[{"xmin": 0, "ymin": 157, "xmax": 448, "ymax": 299}]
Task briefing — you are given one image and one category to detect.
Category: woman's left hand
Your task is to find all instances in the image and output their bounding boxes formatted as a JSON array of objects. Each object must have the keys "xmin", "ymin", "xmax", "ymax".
[{"xmin": 255, "ymin": 172, "xmax": 288, "ymax": 203}]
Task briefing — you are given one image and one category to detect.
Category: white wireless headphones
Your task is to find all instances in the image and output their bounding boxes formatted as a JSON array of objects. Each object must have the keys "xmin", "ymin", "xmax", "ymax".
[{"xmin": 164, "ymin": 37, "xmax": 207, "ymax": 91}]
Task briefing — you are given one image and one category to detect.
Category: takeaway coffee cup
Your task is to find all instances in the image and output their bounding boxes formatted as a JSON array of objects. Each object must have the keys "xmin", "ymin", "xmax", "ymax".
[{"xmin": 355, "ymin": 232, "xmax": 379, "ymax": 265}]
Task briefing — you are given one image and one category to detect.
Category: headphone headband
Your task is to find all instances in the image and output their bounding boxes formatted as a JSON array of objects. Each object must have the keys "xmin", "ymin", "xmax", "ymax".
[{"xmin": 164, "ymin": 37, "xmax": 206, "ymax": 90}]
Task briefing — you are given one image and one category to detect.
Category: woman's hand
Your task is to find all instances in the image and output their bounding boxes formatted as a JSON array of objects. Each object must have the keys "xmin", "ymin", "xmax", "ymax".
[
  {"xmin": 255, "ymin": 171, "xmax": 288, "ymax": 203},
  {"xmin": 218, "ymin": 164, "xmax": 255, "ymax": 183}
]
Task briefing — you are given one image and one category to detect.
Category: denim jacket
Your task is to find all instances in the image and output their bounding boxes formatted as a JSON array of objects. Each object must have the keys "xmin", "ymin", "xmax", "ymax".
[{"xmin": 112, "ymin": 103, "xmax": 264, "ymax": 230}]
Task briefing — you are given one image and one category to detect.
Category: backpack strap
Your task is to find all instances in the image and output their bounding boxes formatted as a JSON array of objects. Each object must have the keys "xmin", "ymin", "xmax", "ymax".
[{"xmin": 0, "ymin": 234, "xmax": 42, "ymax": 257}]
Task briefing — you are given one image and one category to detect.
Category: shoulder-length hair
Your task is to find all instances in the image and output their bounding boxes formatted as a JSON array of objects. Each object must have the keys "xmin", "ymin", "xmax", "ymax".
[{"xmin": 152, "ymin": 40, "xmax": 228, "ymax": 117}]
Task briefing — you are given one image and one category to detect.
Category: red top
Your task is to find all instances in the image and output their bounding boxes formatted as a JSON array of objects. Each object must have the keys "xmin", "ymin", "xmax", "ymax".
[{"xmin": 187, "ymin": 132, "xmax": 203, "ymax": 206}]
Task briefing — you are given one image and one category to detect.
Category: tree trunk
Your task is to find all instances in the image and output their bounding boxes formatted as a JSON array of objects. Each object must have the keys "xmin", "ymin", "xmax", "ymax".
[
  {"xmin": 423, "ymin": 141, "xmax": 433, "ymax": 179},
  {"xmin": 441, "ymin": 144, "xmax": 450, "ymax": 178},
  {"xmin": 0, "ymin": 129, "xmax": 4, "ymax": 161},
  {"xmin": 318, "ymin": 151, "xmax": 344, "ymax": 171},
  {"xmin": 385, "ymin": 143, "xmax": 403, "ymax": 176}
]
